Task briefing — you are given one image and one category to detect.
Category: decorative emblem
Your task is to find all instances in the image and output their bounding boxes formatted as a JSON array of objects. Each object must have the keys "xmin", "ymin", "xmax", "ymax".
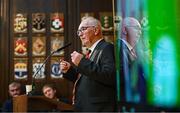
[
  {"xmin": 32, "ymin": 13, "xmax": 46, "ymax": 33},
  {"xmin": 51, "ymin": 61, "xmax": 62, "ymax": 78},
  {"xmin": 14, "ymin": 13, "xmax": 27, "ymax": 33},
  {"xmin": 32, "ymin": 37, "xmax": 46, "ymax": 56},
  {"xmin": 33, "ymin": 58, "xmax": 45, "ymax": 79},
  {"xmin": 51, "ymin": 13, "xmax": 64, "ymax": 33},
  {"xmin": 100, "ymin": 12, "xmax": 113, "ymax": 32},
  {"xmin": 14, "ymin": 38, "xmax": 27, "ymax": 56},
  {"xmin": 51, "ymin": 36, "xmax": 64, "ymax": 56},
  {"xmin": 141, "ymin": 16, "xmax": 150, "ymax": 30},
  {"xmin": 114, "ymin": 15, "xmax": 122, "ymax": 31},
  {"xmin": 14, "ymin": 60, "xmax": 28, "ymax": 79}
]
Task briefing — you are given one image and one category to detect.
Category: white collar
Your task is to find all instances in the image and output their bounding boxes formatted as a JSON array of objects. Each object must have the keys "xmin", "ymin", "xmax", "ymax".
[
  {"xmin": 121, "ymin": 39, "xmax": 137, "ymax": 58},
  {"xmin": 121, "ymin": 39, "xmax": 133, "ymax": 51},
  {"xmin": 88, "ymin": 38, "xmax": 103, "ymax": 56}
]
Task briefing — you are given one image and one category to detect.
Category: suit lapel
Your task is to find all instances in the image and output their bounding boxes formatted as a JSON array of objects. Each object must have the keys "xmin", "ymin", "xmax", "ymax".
[
  {"xmin": 77, "ymin": 40, "xmax": 105, "ymax": 85},
  {"xmin": 121, "ymin": 40, "xmax": 136, "ymax": 62},
  {"xmin": 89, "ymin": 39, "xmax": 105, "ymax": 61}
]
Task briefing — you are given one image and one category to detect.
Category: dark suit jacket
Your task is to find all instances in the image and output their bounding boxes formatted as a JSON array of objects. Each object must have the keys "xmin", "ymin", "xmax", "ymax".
[
  {"xmin": 2, "ymin": 99, "xmax": 13, "ymax": 112},
  {"xmin": 118, "ymin": 39, "xmax": 146, "ymax": 103},
  {"xmin": 63, "ymin": 39, "xmax": 116, "ymax": 112}
]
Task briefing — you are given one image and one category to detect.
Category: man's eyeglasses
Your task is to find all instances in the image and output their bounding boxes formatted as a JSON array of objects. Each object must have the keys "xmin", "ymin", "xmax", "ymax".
[
  {"xmin": 77, "ymin": 26, "xmax": 95, "ymax": 36},
  {"xmin": 125, "ymin": 26, "xmax": 141, "ymax": 30}
]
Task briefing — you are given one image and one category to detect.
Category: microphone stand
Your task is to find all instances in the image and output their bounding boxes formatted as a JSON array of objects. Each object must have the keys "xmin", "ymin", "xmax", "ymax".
[{"xmin": 28, "ymin": 43, "xmax": 71, "ymax": 96}]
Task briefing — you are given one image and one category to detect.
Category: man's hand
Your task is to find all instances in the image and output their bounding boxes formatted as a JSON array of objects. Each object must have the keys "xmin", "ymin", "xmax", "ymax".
[
  {"xmin": 71, "ymin": 51, "xmax": 84, "ymax": 66},
  {"xmin": 60, "ymin": 60, "xmax": 71, "ymax": 73}
]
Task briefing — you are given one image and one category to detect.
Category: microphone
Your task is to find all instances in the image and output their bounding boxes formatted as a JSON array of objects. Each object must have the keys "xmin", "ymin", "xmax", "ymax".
[
  {"xmin": 28, "ymin": 43, "xmax": 71, "ymax": 96},
  {"xmin": 55, "ymin": 43, "xmax": 71, "ymax": 52}
]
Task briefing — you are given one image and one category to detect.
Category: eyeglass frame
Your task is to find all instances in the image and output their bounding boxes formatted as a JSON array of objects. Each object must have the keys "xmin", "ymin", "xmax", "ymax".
[
  {"xmin": 125, "ymin": 26, "xmax": 142, "ymax": 30},
  {"xmin": 77, "ymin": 26, "xmax": 95, "ymax": 36}
]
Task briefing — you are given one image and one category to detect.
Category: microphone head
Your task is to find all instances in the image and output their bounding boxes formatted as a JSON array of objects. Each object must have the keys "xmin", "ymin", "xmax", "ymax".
[{"xmin": 55, "ymin": 43, "xmax": 72, "ymax": 52}]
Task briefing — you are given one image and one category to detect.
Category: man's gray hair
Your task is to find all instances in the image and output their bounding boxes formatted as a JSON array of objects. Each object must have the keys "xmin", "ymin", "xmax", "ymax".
[
  {"xmin": 81, "ymin": 16, "xmax": 101, "ymax": 27},
  {"xmin": 122, "ymin": 17, "xmax": 141, "ymax": 28}
]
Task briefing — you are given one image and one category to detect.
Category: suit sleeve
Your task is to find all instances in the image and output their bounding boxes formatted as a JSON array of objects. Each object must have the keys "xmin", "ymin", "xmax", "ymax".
[
  {"xmin": 77, "ymin": 44, "xmax": 116, "ymax": 86},
  {"xmin": 63, "ymin": 66, "xmax": 79, "ymax": 83}
]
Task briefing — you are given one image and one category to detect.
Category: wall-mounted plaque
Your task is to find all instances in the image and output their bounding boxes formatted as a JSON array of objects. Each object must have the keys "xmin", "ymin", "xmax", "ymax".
[
  {"xmin": 140, "ymin": 16, "xmax": 150, "ymax": 30},
  {"xmin": 99, "ymin": 12, "xmax": 113, "ymax": 32},
  {"xmin": 50, "ymin": 13, "xmax": 64, "ymax": 33},
  {"xmin": 51, "ymin": 35, "xmax": 64, "ymax": 56},
  {"xmin": 32, "ymin": 36, "xmax": 46, "ymax": 56},
  {"xmin": 14, "ymin": 58, "xmax": 28, "ymax": 80},
  {"xmin": 14, "ymin": 37, "xmax": 27, "ymax": 56},
  {"xmin": 51, "ymin": 57, "xmax": 63, "ymax": 79},
  {"xmin": 32, "ymin": 13, "xmax": 46, "ymax": 33},
  {"xmin": 32, "ymin": 58, "xmax": 45, "ymax": 79},
  {"xmin": 14, "ymin": 13, "xmax": 27, "ymax": 33},
  {"xmin": 114, "ymin": 15, "xmax": 122, "ymax": 31}
]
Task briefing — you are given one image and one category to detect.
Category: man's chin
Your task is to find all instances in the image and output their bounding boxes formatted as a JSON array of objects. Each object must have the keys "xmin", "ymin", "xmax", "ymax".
[
  {"xmin": 82, "ymin": 42, "xmax": 91, "ymax": 47},
  {"xmin": 82, "ymin": 43, "xmax": 87, "ymax": 47},
  {"xmin": 13, "ymin": 95, "xmax": 19, "ymax": 97}
]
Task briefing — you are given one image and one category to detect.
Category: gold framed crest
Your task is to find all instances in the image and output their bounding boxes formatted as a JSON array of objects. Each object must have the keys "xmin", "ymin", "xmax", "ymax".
[
  {"xmin": 14, "ymin": 58, "xmax": 28, "ymax": 80},
  {"xmin": 51, "ymin": 35, "xmax": 64, "ymax": 56},
  {"xmin": 32, "ymin": 58, "xmax": 46, "ymax": 79},
  {"xmin": 50, "ymin": 57, "xmax": 63, "ymax": 79},
  {"xmin": 32, "ymin": 36, "xmax": 46, "ymax": 56},
  {"xmin": 32, "ymin": 13, "xmax": 46, "ymax": 33},
  {"xmin": 14, "ymin": 37, "xmax": 28, "ymax": 56},
  {"xmin": 50, "ymin": 13, "xmax": 64, "ymax": 33},
  {"xmin": 114, "ymin": 15, "xmax": 122, "ymax": 31},
  {"xmin": 140, "ymin": 16, "xmax": 150, "ymax": 30},
  {"xmin": 14, "ymin": 13, "xmax": 27, "ymax": 33},
  {"xmin": 99, "ymin": 12, "xmax": 113, "ymax": 33}
]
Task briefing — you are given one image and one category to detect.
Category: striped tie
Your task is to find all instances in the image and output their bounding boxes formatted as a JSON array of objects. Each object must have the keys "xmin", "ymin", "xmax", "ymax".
[{"xmin": 85, "ymin": 49, "xmax": 91, "ymax": 59}]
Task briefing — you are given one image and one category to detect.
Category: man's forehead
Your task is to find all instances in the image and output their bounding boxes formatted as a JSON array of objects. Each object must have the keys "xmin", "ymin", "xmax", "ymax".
[
  {"xmin": 44, "ymin": 87, "xmax": 53, "ymax": 91},
  {"xmin": 123, "ymin": 17, "xmax": 141, "ymax": 27},
  {"xmin": 9, "ymin": 85, "xmax": 18, "ymax": 88},
  {"xmin": 9, "ymin": 86, "xmax": 19, "ymax": 90},
  {"xmin": 79, "ymin": 21, "xmax": 89, "ymax": 28}
]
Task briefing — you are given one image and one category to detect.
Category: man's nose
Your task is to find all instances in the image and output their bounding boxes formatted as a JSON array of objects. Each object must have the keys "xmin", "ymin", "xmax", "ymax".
[{"xmin": 79, "ymin": 31, "xmax": 84, "ymax": 37}]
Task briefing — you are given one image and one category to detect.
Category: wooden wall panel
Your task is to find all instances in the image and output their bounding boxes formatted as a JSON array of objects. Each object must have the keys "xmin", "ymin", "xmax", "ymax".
[{"xmin": 0, "ymin": 0, "xmax": 11, "ymax": 106}]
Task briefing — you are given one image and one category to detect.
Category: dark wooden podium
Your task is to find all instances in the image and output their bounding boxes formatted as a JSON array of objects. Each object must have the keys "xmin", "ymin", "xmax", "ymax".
[{"xmin": 13, "ymin": 95, "xmax": 74, "ymax": 112}]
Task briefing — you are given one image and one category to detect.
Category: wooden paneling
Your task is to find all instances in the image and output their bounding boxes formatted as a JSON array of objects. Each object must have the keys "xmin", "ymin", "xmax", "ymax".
[
  {"xmin": 13, "ymin": 95, "xmax": 74, "ymax": 112},
  {"xmin": 0, "ymin": 0, "xmax": 11, "ymax": 106}
]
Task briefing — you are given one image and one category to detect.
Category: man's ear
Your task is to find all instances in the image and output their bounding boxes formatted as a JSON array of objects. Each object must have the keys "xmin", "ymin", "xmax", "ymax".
[
  {"xmin": 122, "ymin": 27, "xmax": 127, "ymax": 35},
  {"xmin": 94, "ymin": 27, "xmax": 100, "ymax": 35}
]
